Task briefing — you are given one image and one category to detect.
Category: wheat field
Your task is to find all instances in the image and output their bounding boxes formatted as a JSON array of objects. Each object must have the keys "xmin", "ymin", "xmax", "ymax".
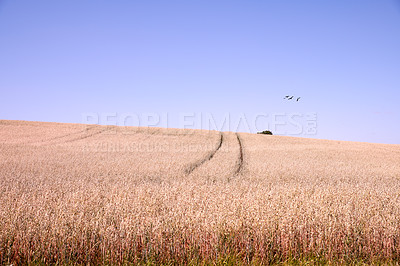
[{"xmin": 1, "ymin": 120, "xmax": 400, "ymax": 264}]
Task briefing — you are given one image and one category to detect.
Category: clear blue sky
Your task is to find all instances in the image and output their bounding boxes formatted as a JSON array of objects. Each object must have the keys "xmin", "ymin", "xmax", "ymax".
[{"xmin": 1, "ymin": 0, "xmax": 399, "ymax": 144}]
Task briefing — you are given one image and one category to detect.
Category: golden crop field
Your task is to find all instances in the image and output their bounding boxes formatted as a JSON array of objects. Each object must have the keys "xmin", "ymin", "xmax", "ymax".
[{"xmin": 1, "ymin": 120, "xmax": 400, "ymax": 264}]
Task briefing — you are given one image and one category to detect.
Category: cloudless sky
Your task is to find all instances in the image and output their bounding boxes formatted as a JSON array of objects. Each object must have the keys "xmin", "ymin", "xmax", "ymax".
[{"xmin": 0, "ymin": 0, "xmax": 399, "ymax": 144}]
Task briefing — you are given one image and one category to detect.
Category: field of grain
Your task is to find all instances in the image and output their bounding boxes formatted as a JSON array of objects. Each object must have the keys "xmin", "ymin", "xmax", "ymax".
[{"xmin": 1, "ymin": 120, "xmax": 400, "ymax": 264}]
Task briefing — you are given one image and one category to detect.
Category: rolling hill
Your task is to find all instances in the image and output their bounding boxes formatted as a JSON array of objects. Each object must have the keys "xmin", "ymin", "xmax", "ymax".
[{"xmin": 1, "ymin": 120, "xmax": 400, "ymax": 264}]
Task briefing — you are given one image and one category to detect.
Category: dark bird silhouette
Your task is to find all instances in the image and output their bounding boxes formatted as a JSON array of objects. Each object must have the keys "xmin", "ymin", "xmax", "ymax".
[
  {"xmin": 283, "ymin": 95, "xmax": 290, "ymax": 99},
  {"xmin": 296, "ymin": 97, "xmax": 301, "ymax": 101},
  {"xmin": 288, "ymin": 96, "xmax": 294, "ymax": 100}
]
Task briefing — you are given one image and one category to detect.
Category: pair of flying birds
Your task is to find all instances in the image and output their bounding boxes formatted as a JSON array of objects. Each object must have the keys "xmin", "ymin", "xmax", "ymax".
[{"xmin": 284, "ymin": 95, "xmax": 301, "ymax": 101}]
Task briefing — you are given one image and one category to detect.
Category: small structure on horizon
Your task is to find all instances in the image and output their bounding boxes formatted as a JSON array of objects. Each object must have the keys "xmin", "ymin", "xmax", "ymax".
[{"xmin": 257, "ymin": 130, "xmax": 273, "ymax": 135}]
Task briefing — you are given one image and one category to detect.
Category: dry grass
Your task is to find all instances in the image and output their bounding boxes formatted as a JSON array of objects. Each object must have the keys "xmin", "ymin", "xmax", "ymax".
[{"xmin": 1, "ymin": 120, "xmax": 400, "ymax": 264}]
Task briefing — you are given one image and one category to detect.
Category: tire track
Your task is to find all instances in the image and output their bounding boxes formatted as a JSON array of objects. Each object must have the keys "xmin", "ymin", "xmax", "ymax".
[
  {"xmin": 63, "ymin": 127, "xmax": 109, "ymax": 143},
  {"xmin": 27, "ymin": 125, "xmax": 98, "ymax": 145},
  {"xmin": 185, "ymin": 132, "xmax": 224, "ymax": 175},
  {"xmin": 234, "ymin": 133, "xmax": 244, "ymax": 175},
  {"xmin": 42, "ymin": 125, "xmax": 98, "ymax": 143},
  {"xmin": 38, "ymin": 126, "xmax": 108, "ymax": 146}
]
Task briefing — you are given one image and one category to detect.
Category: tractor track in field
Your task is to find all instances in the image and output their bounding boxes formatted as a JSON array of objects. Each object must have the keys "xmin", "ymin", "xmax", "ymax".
[
  {"xmin": 185, "ymin": 132, "xmax": 245, "ymax": 177},
  {"xmin": 43, "ymin": 125, "xmax": 98, "ymax": 143},
  {"xmin": 185, "ymin": 132, "xmax": 224, "ymax": 175},
  {"xmin": 34, "ymin": 126, "xmax": 108, "ymax": 146},
  {"xmin": 234, "ymin": 133, "xmax": 244, "ymax": 175},
  {"xmin": 26, "ymin": 125, "xmax": 99, "ymax": 145},
  {"xmin": 63, "ymin": 127, "xmax": 109, "ymax": 144}
]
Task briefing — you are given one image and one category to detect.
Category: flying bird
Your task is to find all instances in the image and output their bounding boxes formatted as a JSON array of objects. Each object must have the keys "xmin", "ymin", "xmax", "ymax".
[{"xmin": 283, "ymin": 95, "xmax": 301, "ymax": 101}]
